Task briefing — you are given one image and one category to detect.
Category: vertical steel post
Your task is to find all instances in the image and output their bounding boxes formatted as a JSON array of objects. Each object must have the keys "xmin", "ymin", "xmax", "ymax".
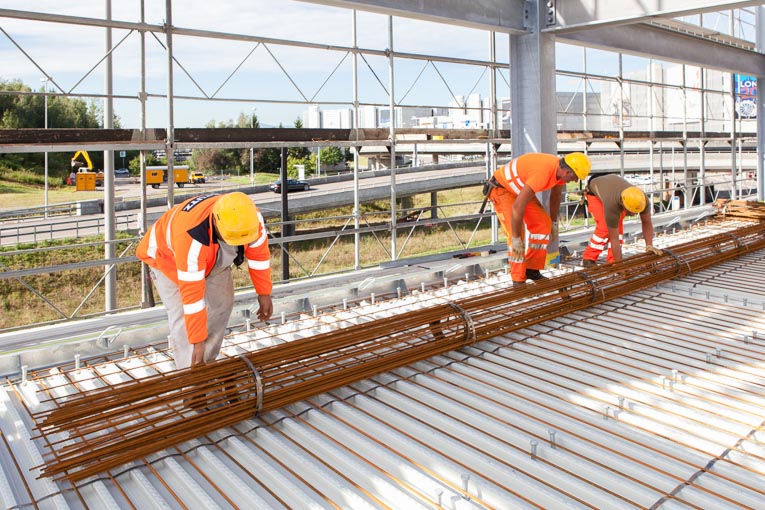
[
  {"xmin": 104, "ymin": 0, "xmax": 117, "ymax": 311},
  {"xmin": 757, "ymin": 6, "xmax": 764, "ymax": 201},
  {"xmin": 41, "ymin": 77, "xmax": 49, "ymax": 219},
  {"xmin": 388, "ymin": 15, "xmax": 397, "ymax": 261},
  {"xmin": 140, "ymin": 0, "xmax": 153, "ymax": 308},
  {"xmin": 352, "ymin": 10, "xmax": 361, "ymax": 270},
  {"xmin": 165, "ymin": 0, "xmax": 175, "ymax": 209}
]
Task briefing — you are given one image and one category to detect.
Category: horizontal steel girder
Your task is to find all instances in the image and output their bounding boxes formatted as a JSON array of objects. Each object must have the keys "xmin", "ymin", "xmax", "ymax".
[
  {"xmin": 294, "ymin": 0, "xmax": 528, "ymax": 33},
  {"xmin": 558, "ymin": 23, "xmax": 765, "ymax": 76},
  {"xmin": 548, "ymin": 0, "xmax": 765, "ymax": 32}
]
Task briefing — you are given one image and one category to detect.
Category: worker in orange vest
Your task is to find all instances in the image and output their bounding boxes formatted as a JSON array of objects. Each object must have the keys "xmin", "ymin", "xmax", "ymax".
[
  {"xmin": 581, "ymin": 174, "xmax": 662, "ymax": 266},
  {"xmin": 137, "ymin": 192, "xmax": 273, "ymax": 369},
  {"xmin": 487, "ymin": 152, "xmax": 591, "ymax": 286}
]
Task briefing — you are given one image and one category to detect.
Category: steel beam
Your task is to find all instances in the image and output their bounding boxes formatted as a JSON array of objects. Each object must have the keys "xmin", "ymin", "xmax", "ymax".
[
  {"xmin": 548, "ymin": 0, "xmax": 765, "ymax": 32},
  {"xmin": 294, "ymin": 0, "xmax": 527, "ymax": 33},
  {"xmin": 559, "ymin": 23, "xmax": 765, "ymax": 76}
]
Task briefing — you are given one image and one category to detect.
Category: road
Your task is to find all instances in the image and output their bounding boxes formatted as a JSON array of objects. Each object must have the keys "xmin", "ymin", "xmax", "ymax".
[
  {"xmin": 0, "ymin": 164, "xmax": 490, "ymax": 245},
  {"xmin": 1, "ymin": 151, "xmax": 758, "ymax": 246}
]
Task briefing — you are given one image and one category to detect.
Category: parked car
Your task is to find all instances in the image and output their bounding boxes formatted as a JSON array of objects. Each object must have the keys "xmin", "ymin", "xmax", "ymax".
[
  {"xmin": 114, "ymin": 168, "xmax": 131, "ymax": 178},
  {"xmin": 269, "ymin": 179, "xmax": 310, "ymax": 193},
  {"xmin": 189, "ymin": 171, "xmax": 206, "ymax": 184}
]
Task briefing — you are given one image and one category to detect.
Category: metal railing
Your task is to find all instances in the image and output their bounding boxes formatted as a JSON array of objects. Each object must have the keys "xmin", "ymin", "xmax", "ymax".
[{"xmin": 1, "ymin": 214, "xmax": 138, "ymax": 245}]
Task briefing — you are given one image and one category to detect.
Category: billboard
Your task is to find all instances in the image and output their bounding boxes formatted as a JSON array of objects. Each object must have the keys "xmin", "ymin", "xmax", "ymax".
[{"xmin": 734, "ymin": 74, "xmax": 757, "ymax": 119}]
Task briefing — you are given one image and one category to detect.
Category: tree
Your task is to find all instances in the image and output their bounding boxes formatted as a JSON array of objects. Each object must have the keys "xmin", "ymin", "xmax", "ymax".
[
  {"xmin": 288, "ymin": 117, "xmax": 310, "ymax": 160},
  {"xmin": 319, "ymin": 146, "xmax": 345, "ymax": 166},
  {"xmin": 128, "ymin": 152, "xmax": 160, "ymax": 175},
  {"xmin": 0, "ymin": 79, "xmax": 105, "ymax": 176}
]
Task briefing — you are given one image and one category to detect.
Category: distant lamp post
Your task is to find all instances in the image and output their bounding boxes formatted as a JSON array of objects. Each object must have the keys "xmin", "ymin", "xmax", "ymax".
[
  {"xmin": 40, "ymin": 77, "xmax": 50, "ymax": 219},
  {"xmin": 249, "ymin": 107, "xmax": 256, "ymax": 184}
]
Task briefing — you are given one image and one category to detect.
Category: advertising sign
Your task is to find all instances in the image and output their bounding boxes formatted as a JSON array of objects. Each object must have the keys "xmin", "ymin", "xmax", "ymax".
[{"xmin": 734, "ymin": 74, "xmax": 757, "ymax": 119}]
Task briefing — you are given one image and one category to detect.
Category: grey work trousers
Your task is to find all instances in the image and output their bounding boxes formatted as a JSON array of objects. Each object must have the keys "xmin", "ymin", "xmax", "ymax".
[{"xmin": 150, "ymin": 266, "xmax": 234, "ymax": 369}]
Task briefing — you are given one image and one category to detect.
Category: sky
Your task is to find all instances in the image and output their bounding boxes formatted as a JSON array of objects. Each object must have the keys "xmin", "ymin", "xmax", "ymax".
[
  {"xmin": 0, "ymin": 0, "xmax": 514, "ymax": 129},
  {"xmin": 0, "ymin": 2, "xmax": 756, "ymax": 129}
]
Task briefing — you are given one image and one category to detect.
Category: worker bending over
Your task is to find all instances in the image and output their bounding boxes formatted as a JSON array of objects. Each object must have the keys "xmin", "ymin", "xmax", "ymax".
[
  {"xmin": 581, "ymin": 173, "xmax": 661, "ymax": 267},
  {"xmin": 487, "ymin": 152, "xmax": 591, "ymax": 286},
  {"xmin": 137, "ymin": 192, "xmax": 273, "ymax": 369}
]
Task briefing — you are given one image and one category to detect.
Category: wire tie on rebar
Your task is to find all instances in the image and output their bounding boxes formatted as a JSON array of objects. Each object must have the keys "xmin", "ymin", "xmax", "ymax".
[
  {"xmin": 446, "ymin": 301, "xmax": 476, "ymax": 344},
  {"xmin": 659, "ymin": 248, "xmax": 691, "ymax": 273},
  {"xmin": 723, "ymin": 231, "xmax": 745, "ymax": 251},
  {"xmin": 574, "ymin": 271, "xmax": 600, "ymax": 300},
  {"xmin": 238, "ymin": 355, "xmax": 263, "ymax": 416}
]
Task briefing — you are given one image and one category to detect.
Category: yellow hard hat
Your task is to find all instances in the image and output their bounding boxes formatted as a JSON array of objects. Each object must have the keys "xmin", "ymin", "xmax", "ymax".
[
  {"xmin": 621, "ymin": 186, "xmax": 646, "ymax": 214},
  {"xmin": 212, "ymin": 192, "xmax": 260, "ymax": 246},
  {"xmin": 563, "ymin": 152, "xmax": 591, "ymax": 180}
]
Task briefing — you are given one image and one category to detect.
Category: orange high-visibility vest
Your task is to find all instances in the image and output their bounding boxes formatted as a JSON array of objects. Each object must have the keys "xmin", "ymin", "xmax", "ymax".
[
  {"xmin": 137, "ymin": 194, "xmax": 272, "ymax": 344},
  {"xmin": 491, "ymin": 153, "xmax": 562, "ymax": 195}
]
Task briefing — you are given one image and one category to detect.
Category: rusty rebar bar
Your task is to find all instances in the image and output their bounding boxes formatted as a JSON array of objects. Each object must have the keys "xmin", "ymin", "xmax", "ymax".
[{"xmin": 29, "ymin": 219, "xmax": 765, "ymax": 481}]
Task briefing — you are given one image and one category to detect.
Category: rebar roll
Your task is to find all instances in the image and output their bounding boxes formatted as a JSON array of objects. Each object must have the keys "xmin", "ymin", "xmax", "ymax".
[{"xmin": 31, "ymin": 219, "xmax": 765, "ymax": 482}]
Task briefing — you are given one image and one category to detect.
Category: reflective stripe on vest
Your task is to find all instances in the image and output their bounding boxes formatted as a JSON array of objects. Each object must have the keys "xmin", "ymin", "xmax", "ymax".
[{"xmin": 503, "ymin": 159, "xmax": 524, "ymax": 195}]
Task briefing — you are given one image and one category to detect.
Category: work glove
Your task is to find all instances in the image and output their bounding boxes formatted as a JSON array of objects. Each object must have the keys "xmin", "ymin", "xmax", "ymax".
[
  {"xmin": 645, "ymin": 245, "xmax": 663, "ymax": 256},
  {"xmin": 550, "ymin": 222, "xmax": 559, "ymax": 245},
  {"xmin": 510, "ymin": 237, "xmax": 525, "ymax": 263}
]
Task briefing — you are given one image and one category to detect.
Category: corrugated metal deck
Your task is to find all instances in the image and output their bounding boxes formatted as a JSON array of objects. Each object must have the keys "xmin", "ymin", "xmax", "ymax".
[{"xmin": 2, "ymin": 220, "xmax": 765, "ymax": 509}]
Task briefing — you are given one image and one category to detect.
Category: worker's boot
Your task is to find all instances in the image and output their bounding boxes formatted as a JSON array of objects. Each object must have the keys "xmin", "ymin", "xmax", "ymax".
[
  {"xmin": 512, "ymin": 280, "xmax": 526, "ymax": 288},
  {"xmin": 581, "ymin": 259, "xmax": 597, "ymax": 268},
  {"xmin": 525, "ymin": 269, "xmax": 546, "ymax": 281}
]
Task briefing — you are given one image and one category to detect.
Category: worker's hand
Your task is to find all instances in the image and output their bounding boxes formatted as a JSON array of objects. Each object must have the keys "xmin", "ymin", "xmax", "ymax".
[
  {"xmin": 257, "ymin": 294, "xmax": 273, "ymax": 322},
  {"xmin": 645, "ymin": 245, "xmax": 663, "ymax": 256},
  {"xmin": 510, "ymin": 237, "xmax": 525, "ymax": 263},
  {"xmin": 550, "ymin": 222, "xmax": 559, "ymax": 244},
  {"xmin": 191, "ymin": 342, "xmax": 206, "ymax": 366}
]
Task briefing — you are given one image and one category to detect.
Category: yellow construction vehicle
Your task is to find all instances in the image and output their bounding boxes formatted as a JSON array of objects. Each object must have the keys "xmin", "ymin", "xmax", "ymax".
[
  {"xmin": 146, "ymin": 166, "xmax": 189, "ymax": 189},
  {"xmin": 71, "ymin": 151, "xmax": 101, "ymax": 191}
]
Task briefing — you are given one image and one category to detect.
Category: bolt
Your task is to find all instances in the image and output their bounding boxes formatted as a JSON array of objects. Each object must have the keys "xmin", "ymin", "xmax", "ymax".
[
  {"xmin": 21, "ymin": 365, "xmax": 28, "ymax": 385},
  {"xmin": 281, "ymin": 311, "xmax": 286, "ymax": 324},
  {"xmin": 715, "ymin": 347, "xmax": 721, "ymax": 358},
  {"xmin": 370, "ymin": 292, "xmax": 376, "ymax": 304},
  {"xmin": 443, "ymin": 277, "xmax": 448, "ymax": 288},
  {"xmin": 672, "ymin": 369, "xmax": 679, "ymax": 381},
  {"xmin": 706, "ymin": 352, "xmax": 712, "ymax": 363},
  {"xmin": 461, "ymin": 473, "xmax": 470, "ymax": 498},
  {"xmin": 743, "ymin": 297, "xmax": 748, "ymax": 306},
  {"xmin": 342, "ymin": 298, "xmax": 348, "ymax": 310},
  {"xmin": 548, "ymin": 429, "xmax": 557, "ymax": 448},
  {"xmin": 435, "ymin": 489, "xmax": 443, "ymax": 506},
  {"xmin": 724, "ymin": 294, "xmax": 729, "ymax": 303},
  {"xmin": 421, "ymin": 282, "xmax": 426, "ymax": 292},
  {"xmin": 123, "ymin": 345, "xmax": 130, "ymax": 359},
  {"xmin": 706, "ymin": 290, "xmax": 710, "ymax": 299},
  {"xmin": 396, "ymin": 287, "xmax": 402, "ymax": 298},
  {"xmin": 530, "ymin": 440, "xmax": 539, "ymax": 458},
  {"xmin": 604, "ymin": 406, "xmax": 610, "ymax": 420},
  {"xmin": 312, "ymin": 304, "xmax": 318, "ymax": 316},
  {"xmin": 74, "ymin": 354, "xmax": 81, "ymax": 370},
  {"xmin": 618, "ymin": 396, "xmax": 625, "ymax": 408},
  {"xmin": 660, "ymin": 375, "xmax": 666, "ymax": 389}
]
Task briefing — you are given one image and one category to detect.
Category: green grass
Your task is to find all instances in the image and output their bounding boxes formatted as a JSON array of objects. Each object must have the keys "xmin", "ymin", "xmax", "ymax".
[{"xmin": 0, "ymin": 184, "xmax": 499, "ymax": 330}]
